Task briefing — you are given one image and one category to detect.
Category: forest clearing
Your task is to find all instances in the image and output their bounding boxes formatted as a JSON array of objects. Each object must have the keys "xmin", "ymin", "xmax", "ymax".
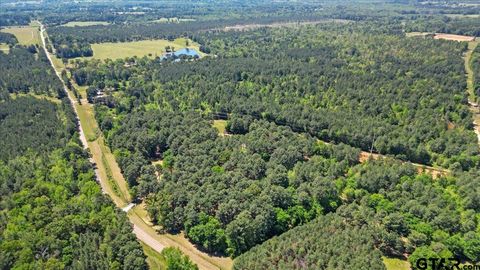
[
  {"xmin": 1, "ymin": 26, "xmax": 40, "ymax": 45},
  {"xmin": 82, "ymin": 38, "xmax": 202, "ymax": 60},
  {"xmin": 434, "ymin": 33, "xmax": 476, "ymax": 41},
  {"xmin": 407, "ymin": 31, "xmax": 476, "ymax": 41}
]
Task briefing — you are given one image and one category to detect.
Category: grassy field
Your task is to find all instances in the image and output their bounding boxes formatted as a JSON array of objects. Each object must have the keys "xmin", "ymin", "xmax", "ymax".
[
  {"xmin": 141, "ymin": 242, "xmax": 167, "ymax": 270},
  {"xmin": 83, "ymin": 38, "xmax": 203, "ymax": 60},
  {"xmin": 383, "ymin": 257, "xmax": 410, "ymax": 270},
  {"xmin": 0, "ymin": 43, "xmax": 9, "ymax": 53},
  {"xmin": 74, "ymin": 100, "xmax": 132, "ymax": 206},
  {"xmin": 62, "ymin": 21, "xmax": 110, "ymax": 27},
  {"xmin": 213, "ymin": 120, "xmax": 227, "ymax": 135},
  {"xmin": 1, "ymin": 26, "xmax": 40, "ymax": 45},
  {"xmin": 465, "ymin": 41, "xmax": 479, "ymax": 101}
]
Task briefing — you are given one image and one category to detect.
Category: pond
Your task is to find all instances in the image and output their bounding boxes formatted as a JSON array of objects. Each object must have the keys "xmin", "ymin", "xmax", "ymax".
[
  {"xmin": 173, "ymin": 48, "xmax": 201, "ymax": 57},
  {"xmin": 161, "ymin": 48, "xmax": 201, "ymax": 61}
]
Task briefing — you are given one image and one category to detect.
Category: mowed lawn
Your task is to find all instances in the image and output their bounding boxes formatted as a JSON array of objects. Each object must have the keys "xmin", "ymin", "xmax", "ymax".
[
  {"xmin": 62, "ymin": 21, "xmax": 110, "ymax": 27},
  {"xmin": 1, "ymin": 26, "xmax": 40, "ymax": 45},
  {"xmin": 86, "ymin": 38, "xmax": 203, "ymax": 60}
]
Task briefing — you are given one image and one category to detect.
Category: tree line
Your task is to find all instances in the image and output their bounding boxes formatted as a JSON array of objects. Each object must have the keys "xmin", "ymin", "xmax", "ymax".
[
  {"xmin": 0, "ymin": 37, "xmax": 147, "ymax": 269},
  {"xmin": 0, "ymin": 97, "xmax": 148, "ymax": 269},
  {"xmin": 405, "ymin": 16, "xmax": 480, "ymax": 37},
  {"xmin": 72, "ymin": 23, "xmax": 479, "ymax": 170},
  {"xmin": 67, "ymin": 22, "xmax": 480, "ymax": 265},
  {"xmin": 0, "ymin": 44, "xmax": 65, "ymax": 98}
]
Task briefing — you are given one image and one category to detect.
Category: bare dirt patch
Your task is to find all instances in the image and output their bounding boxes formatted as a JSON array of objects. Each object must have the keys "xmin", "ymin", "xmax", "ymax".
[{"xmin": 434, "ymin": 33, "xmax": 476, "ymax": 42}]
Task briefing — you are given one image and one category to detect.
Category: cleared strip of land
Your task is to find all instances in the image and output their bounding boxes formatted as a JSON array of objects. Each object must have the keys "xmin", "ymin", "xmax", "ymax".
[
  {"xmin": 40, "ymin": 22, "xmax": 232, "ymax": 270},
  {"xmin": 464, "ymin": 41, "xmax": 480, "ymax": 144},
  {"xmin": 434, "ymin": 33, "xmax": 476, "ymax": 42},
  {"xmin": 406, "ymin": 32, "xmax": 476, "ymax": 42}
]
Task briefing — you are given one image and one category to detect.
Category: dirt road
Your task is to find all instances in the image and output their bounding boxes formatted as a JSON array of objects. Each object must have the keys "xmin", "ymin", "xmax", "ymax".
[
  {"xmin": 39, "ymin": 22, "xmax": 231, "ymax": 270},
  {"xmin": 40, "ymin": 24, "xmax": 89, "ymax": 150},
  {"xmin": 464, "ymin": 41, "xmax": 480, "ymax": 145}
]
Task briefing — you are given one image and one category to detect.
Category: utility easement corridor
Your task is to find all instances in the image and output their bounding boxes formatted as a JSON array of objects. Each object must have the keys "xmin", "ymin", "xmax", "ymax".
[{"xmin": 39, "ymin": 22, "xmax": 232, "ymax": 270}]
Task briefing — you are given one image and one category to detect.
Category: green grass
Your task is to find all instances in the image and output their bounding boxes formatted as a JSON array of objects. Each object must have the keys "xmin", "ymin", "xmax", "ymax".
[
  {"xmin": 465, "ymin": 41, "xmax": 479, "ymax": 101},
  {"xmin": 82, "ymin": 38, "xmax": 203, "ymax": 60},
  {"xmin": 62, "ymin": 21, "xmax": 110, "ymax": 27},
  {"xmin": 383, "ymin": 257, "xmax": 410, "ymax": 270},
  {"xmin": 0, "ymin": 43, "xmax": 9, "ymax": 53},
  {"xmin": 1, "ymin": 26, "xmax": 40, "ymax": 45},
  {"xmin": 141, "ymin": 242, "xmax": 167, "ymax": 270},
  {"xmin": 213, "ymin": 120, "xmax": 227, "ymax": 135}
]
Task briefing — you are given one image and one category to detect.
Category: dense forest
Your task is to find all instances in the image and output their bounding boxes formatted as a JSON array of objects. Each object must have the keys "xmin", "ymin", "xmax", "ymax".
[
  {"xmin": 0, "ymin": 36, "xmax": 147, "ymax": 269},
  {"xmin": 65, "ymin": 21, "xmax": 480, "ymax": 264},
  {"xmin": 0, "ymin": 14, "xmax": 30, "ymax": 26},
  {"xmin": 233, "ymin": 211, "xmax": 386, "ymax": 270},
  {"xmin": 0, "ymin": 97, "xmax": 147, "ymax": 269},
  {"xmin": 405, "ymin": 16, "xmax": 480, "ymax": 37},
  {"xmin": 0, "ymin": 44, "xmax": 64, "ymax": 98},
  {"xmin": 1, "ymin": 0, "xmax": 480, "ymax": 268},
  {"xmin": 0, "ymin": 32, "xmax": 17, "ymax": 45},
  {"xmin": 73, "ymin": 24, "xmax": 479, "ymax": 169},
  {"xmin": 473, "ymin": 45, "xmax": 480, "ymax": 99}
]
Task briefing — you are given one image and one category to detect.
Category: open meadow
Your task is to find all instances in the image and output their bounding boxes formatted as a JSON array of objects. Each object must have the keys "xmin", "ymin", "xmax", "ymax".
[
  {"xmin": 80, "ymin": 38, "xmax": 202, "ymax": 60},
  {"xmin": 1, "ymin": 26, "xmax": 40, "ymax": 45}
]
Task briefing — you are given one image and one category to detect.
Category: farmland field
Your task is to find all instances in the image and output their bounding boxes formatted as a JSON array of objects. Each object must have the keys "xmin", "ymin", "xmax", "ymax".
[
  {"xmin": 85, "ymin": 38, "xmax": 202, "ymax": 60},
  {"xmin": 1, "ymin": 26, "xmax": 40, "ymax": 45}
]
